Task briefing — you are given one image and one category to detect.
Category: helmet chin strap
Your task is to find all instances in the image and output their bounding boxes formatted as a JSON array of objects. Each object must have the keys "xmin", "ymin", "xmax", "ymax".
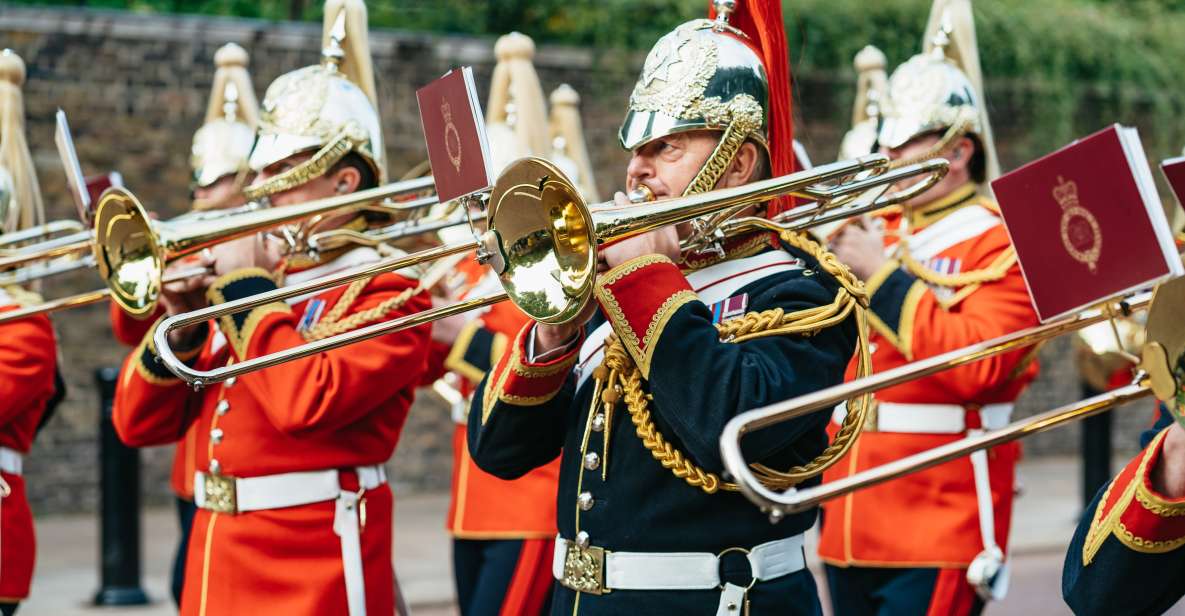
[
  {"xmin": 678, "ymin": 115, "xmax": 762, "ymax": 258},
  {"xmin": 242, "ymin": 128, "xmax": 365, "ymax": 201},
  {"xmin": 887, "ymin": 113, "xmax": 973, "ymax": 171}
]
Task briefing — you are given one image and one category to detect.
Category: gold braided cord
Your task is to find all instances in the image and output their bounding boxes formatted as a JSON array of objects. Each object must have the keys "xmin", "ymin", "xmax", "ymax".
[
  {"xmin": 899, "ymin": 241, "xmax": 1017, "ymax": 289},
  {"xmin": 594, "ymin": 229, "xmax": 873, "ymax": 494},
  {"xmin": 300, "ymin": 265, "xmax": 422, "ymax": 342},
  {"xmin": 682, "ymin": 117, "xmax": 751, "ymax": 197}
]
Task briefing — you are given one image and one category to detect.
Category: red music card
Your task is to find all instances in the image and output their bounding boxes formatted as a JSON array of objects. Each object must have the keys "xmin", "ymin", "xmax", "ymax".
[
  {"xmin": 991, "ymin": 125, "xmax": 1183, "ymax": 322},
  {"xmin": 416, "ymin": 67, "xmax": 492, "ymax": 203},
  {"xmin": 1161, "ymin": 156, "xmax": 1185, "ymax": 214}
]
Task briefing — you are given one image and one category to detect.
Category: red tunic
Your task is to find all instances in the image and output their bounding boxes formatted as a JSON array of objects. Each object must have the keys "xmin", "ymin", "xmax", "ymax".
[
  {"xmin": 113, "ymin": 254, "xmax": 431, "ymax": 616},
  {"xmin": 0, "ymin": 296, "xmax": 57, "ymax": 601},
  {"xmin": 109, "ymin": 301, "xmax": 201, "ymax": 499},
  {"xmin": 819, "ymin": 185, "xmax": 1040, "ymax": 568},
  {"xmin": 424, "ymin": 261, "xmax": 559, "ymax": 539}
]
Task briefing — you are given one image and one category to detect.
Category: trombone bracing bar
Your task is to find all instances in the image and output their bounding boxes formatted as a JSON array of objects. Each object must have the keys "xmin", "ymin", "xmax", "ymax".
[{"xmin": 719, "ymin": 291, "xmax": 1154, "ymax": 518}]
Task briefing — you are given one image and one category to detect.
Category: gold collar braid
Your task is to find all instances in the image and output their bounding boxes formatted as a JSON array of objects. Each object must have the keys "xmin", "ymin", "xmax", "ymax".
[{"xmin": 590, "ymin": 229, "xmax": 873, "ymax": 494}]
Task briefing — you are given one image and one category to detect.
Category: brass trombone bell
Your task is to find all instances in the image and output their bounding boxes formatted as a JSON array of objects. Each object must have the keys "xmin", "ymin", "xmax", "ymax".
[
  {"xmin": 0, "ymin": 191, "xmax": 449, "ymax": 321},
  {"xmin": 717, "ymin": 280, "xmax": 1185, "ymax": 520},
  {"xmin": 480, "ymin": 154, "xmax": 946, "ymax": 324},
  {"xmin": 92, "ymin": 176, "xmax": 437, "ymax": 318},
  {"xmin": 152, "ymin": 153, "xmax": 948, "ymax": 386}
]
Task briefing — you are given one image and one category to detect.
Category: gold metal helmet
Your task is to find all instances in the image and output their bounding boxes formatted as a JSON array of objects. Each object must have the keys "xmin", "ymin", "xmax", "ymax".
[
  {"xmin": 877, "ymin": 0, "xmax": 1000, "ymax": 181},
  {"xmin": 0, "ymin": 49, "xmax": 45, "ymax": 235},
  {"xmin": 190, "ymin": 43, "xmax": 259, "ymax": 205},
  {"xmin": 618, "ymin": 1, "xmax": 771, "ymax": 196},
  {"xmin": 838, "ymin": 45, "xmax": 888, "ymax": 161},
  {"xmin": 245, "ymin": 0, "xmax": 384, "ymax": 200}
]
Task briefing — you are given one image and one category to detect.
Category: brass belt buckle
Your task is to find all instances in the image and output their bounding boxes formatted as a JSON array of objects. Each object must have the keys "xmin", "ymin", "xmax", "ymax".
[
  {"xmin": 561, "ymin": 541, "xmax": 608, "ymax": 595},
  {"xmin": 202, "ymin": 473, "xmax": 238, "ymax": 514}
]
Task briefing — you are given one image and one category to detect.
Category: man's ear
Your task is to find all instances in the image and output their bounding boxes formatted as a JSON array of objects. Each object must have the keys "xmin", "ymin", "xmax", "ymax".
[
  {"xmin": 330, "ymin": 165, "xmax": 362, "ymax": 194},
  {"xmin": 948, "ymin": 136, "xmax": 976, "ymax": 173},
  {"xmin": 721, "ymin": 141, "xmax": 761, "ymax": 188}
]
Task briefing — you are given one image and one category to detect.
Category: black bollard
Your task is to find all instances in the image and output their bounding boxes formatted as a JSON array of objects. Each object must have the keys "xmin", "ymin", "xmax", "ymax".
[
  {"xmin": 93, "ymin": 367, "xmax": 149, "ymax": 606},
  {"xmin": 1080, "ymin": 382, "xmax": 1113, "ymax": 510}
]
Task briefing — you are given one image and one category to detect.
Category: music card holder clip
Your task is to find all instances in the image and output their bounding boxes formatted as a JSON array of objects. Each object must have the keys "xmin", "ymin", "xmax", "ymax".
[
  {"xmin": 56, "ymin": 110, "xmax": 91, "ymax": 226},
  {"xmin": 57, "ymin": 109, "xmax": 123, "ymax": 228}
]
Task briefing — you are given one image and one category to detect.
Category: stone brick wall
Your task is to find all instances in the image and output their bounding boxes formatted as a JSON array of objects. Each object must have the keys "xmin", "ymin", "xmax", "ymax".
[{"xmin": 0, "ymin": 6, "xmax": 1159, "ymax": 514}]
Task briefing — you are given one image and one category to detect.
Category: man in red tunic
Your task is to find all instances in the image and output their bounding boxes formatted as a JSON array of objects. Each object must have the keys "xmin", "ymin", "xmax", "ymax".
[
  {"xmin": 113, "ymin": 2, "xmax": 431, "ymax": 614},
  {"xmin": 107, "ymin": 41, "xmax": 259, "ymax": 607},
  {"xmin": 819, "ymin": 1, "xmax": 1039, "ymax": 613},
  {"xmin": 0, "ymin": 49, "xmax": 60, "ymax": 616}
]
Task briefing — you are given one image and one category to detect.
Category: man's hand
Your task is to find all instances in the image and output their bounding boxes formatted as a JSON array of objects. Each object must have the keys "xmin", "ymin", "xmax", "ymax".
[
  {"xmin": 209, "ymin": 234, "xmax": 284, "ymax": 277},
  {"xmin": 598, "ymin": 191, "xmax": 681, "ymax": 270},
  {"xmin": 533, "ymin": 305, "xmax": 594, "ymax": 357},
  {"xmin": 158, "ymin": 256, "xmax": 215, "ymax": 350},
  {"xmin": 1152, "ymin": 422, "xmax": 1185, "ymax": 498},
  {"xmin": 831, "ymin": 220, "xmax": 888, "ymax": 280}
]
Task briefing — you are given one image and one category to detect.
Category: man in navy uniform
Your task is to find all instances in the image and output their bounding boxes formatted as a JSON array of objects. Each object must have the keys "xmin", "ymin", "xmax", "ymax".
[
  {"xmin": 467, "ymin": 1, "xmax": 872, "ymax": 613},
  {"xmin": 1062, "ymin": 401, "xmax": 1185, "ymax": 615}
]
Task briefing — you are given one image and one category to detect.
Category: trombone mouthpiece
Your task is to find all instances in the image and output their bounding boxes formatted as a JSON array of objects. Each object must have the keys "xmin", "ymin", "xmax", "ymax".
[{"xmin": 627, "ymin": 185, "xmax": 655, "ymax": 204}]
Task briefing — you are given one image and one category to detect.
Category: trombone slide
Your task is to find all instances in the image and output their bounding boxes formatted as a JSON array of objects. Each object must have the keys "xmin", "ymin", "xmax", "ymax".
[{"xmin": 719, "ymin": 291, "xmax": 1154, "ymax": 514}]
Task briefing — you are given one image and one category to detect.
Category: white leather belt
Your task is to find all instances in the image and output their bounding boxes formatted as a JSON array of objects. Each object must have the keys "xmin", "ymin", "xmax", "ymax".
[
  {"xmin": 0, "ymin": 447, "xmax": 22, "ymax": 476},
  {"xmin": 833, "ymin": 401, "xmax": 1013, "ymax": 434},
  {"xmin": 553, "ymin": 533, "xmax": 805, "ymax": 615},
  {"xmin": 195, "ymin": 465, "xmax": 387, "ymax": 616}
]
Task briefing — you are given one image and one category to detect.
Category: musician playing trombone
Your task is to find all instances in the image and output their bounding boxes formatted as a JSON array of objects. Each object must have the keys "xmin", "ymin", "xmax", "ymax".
[
  {"xmin": 111, "ymin": 2, "xmax": 431, "ymax": 614},
  {"xmin": 819, "ymin": 1, "xmax": 1039, "ymax": 613},
  {"xmin": 0, "ymin": 49, "xmax": 62, "ymax": 616},
  {"xmin": 108, "ymin": 41, "xmax": 259, "ymax": 608},
  {"xmin": 467, "ymin": 2, "xmax": 868, "ymax": 613},
  {"xmin": 1062, "ymin": 403, "xmax": 1185, "ymax": 615}
]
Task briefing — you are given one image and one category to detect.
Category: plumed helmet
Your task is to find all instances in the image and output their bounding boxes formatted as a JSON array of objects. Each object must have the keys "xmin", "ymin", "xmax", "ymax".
[
  {"xmin": 190, "ymin": 43, "xmax": 259, "ymax": 201},
  {"xmin": 245, "ymin": 0, "xmax": 384, "ymax": 200},
  {"xmin": 877, "ymin": 0, "xmax": 1000, "ymax": 180}
]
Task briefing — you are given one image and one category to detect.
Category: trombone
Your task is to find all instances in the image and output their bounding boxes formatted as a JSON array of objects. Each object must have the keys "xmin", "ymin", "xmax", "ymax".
[
  {"xmin": 0, "ymin": 220, "xmax": 92, "ymax": 273},
  {"xmin": 93, "ymin": 175, "xmax": 438, "ymax": 317},
  {"xmin": 151, "ymin": 153, "xmax": 949, "ymax": 387},
  {"xmin": 718, "ymin": 279, "xmax": 1185, "ymax": 521},
  {"xmin": 0, "ymin": 177, "xmax": 446, "ymax": 324}
]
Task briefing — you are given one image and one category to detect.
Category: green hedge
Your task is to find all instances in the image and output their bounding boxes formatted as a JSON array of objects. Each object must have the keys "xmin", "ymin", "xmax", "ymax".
[{"xmin": 13, "ymin": 0, "xmax": 1185, "ymax": 158}]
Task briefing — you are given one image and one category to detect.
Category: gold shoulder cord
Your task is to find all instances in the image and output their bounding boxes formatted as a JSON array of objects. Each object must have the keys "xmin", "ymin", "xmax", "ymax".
[
  {"xmin": 898, "ymin": 238, "xmax": 1017, "ymax": 289},
  {"xmin": 592, "ymin": 229, "xmax": 873, "ymax": 494},
  {"xmin": 299, "ymin": 245, "xmax": 422, "ymax": 342}
]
